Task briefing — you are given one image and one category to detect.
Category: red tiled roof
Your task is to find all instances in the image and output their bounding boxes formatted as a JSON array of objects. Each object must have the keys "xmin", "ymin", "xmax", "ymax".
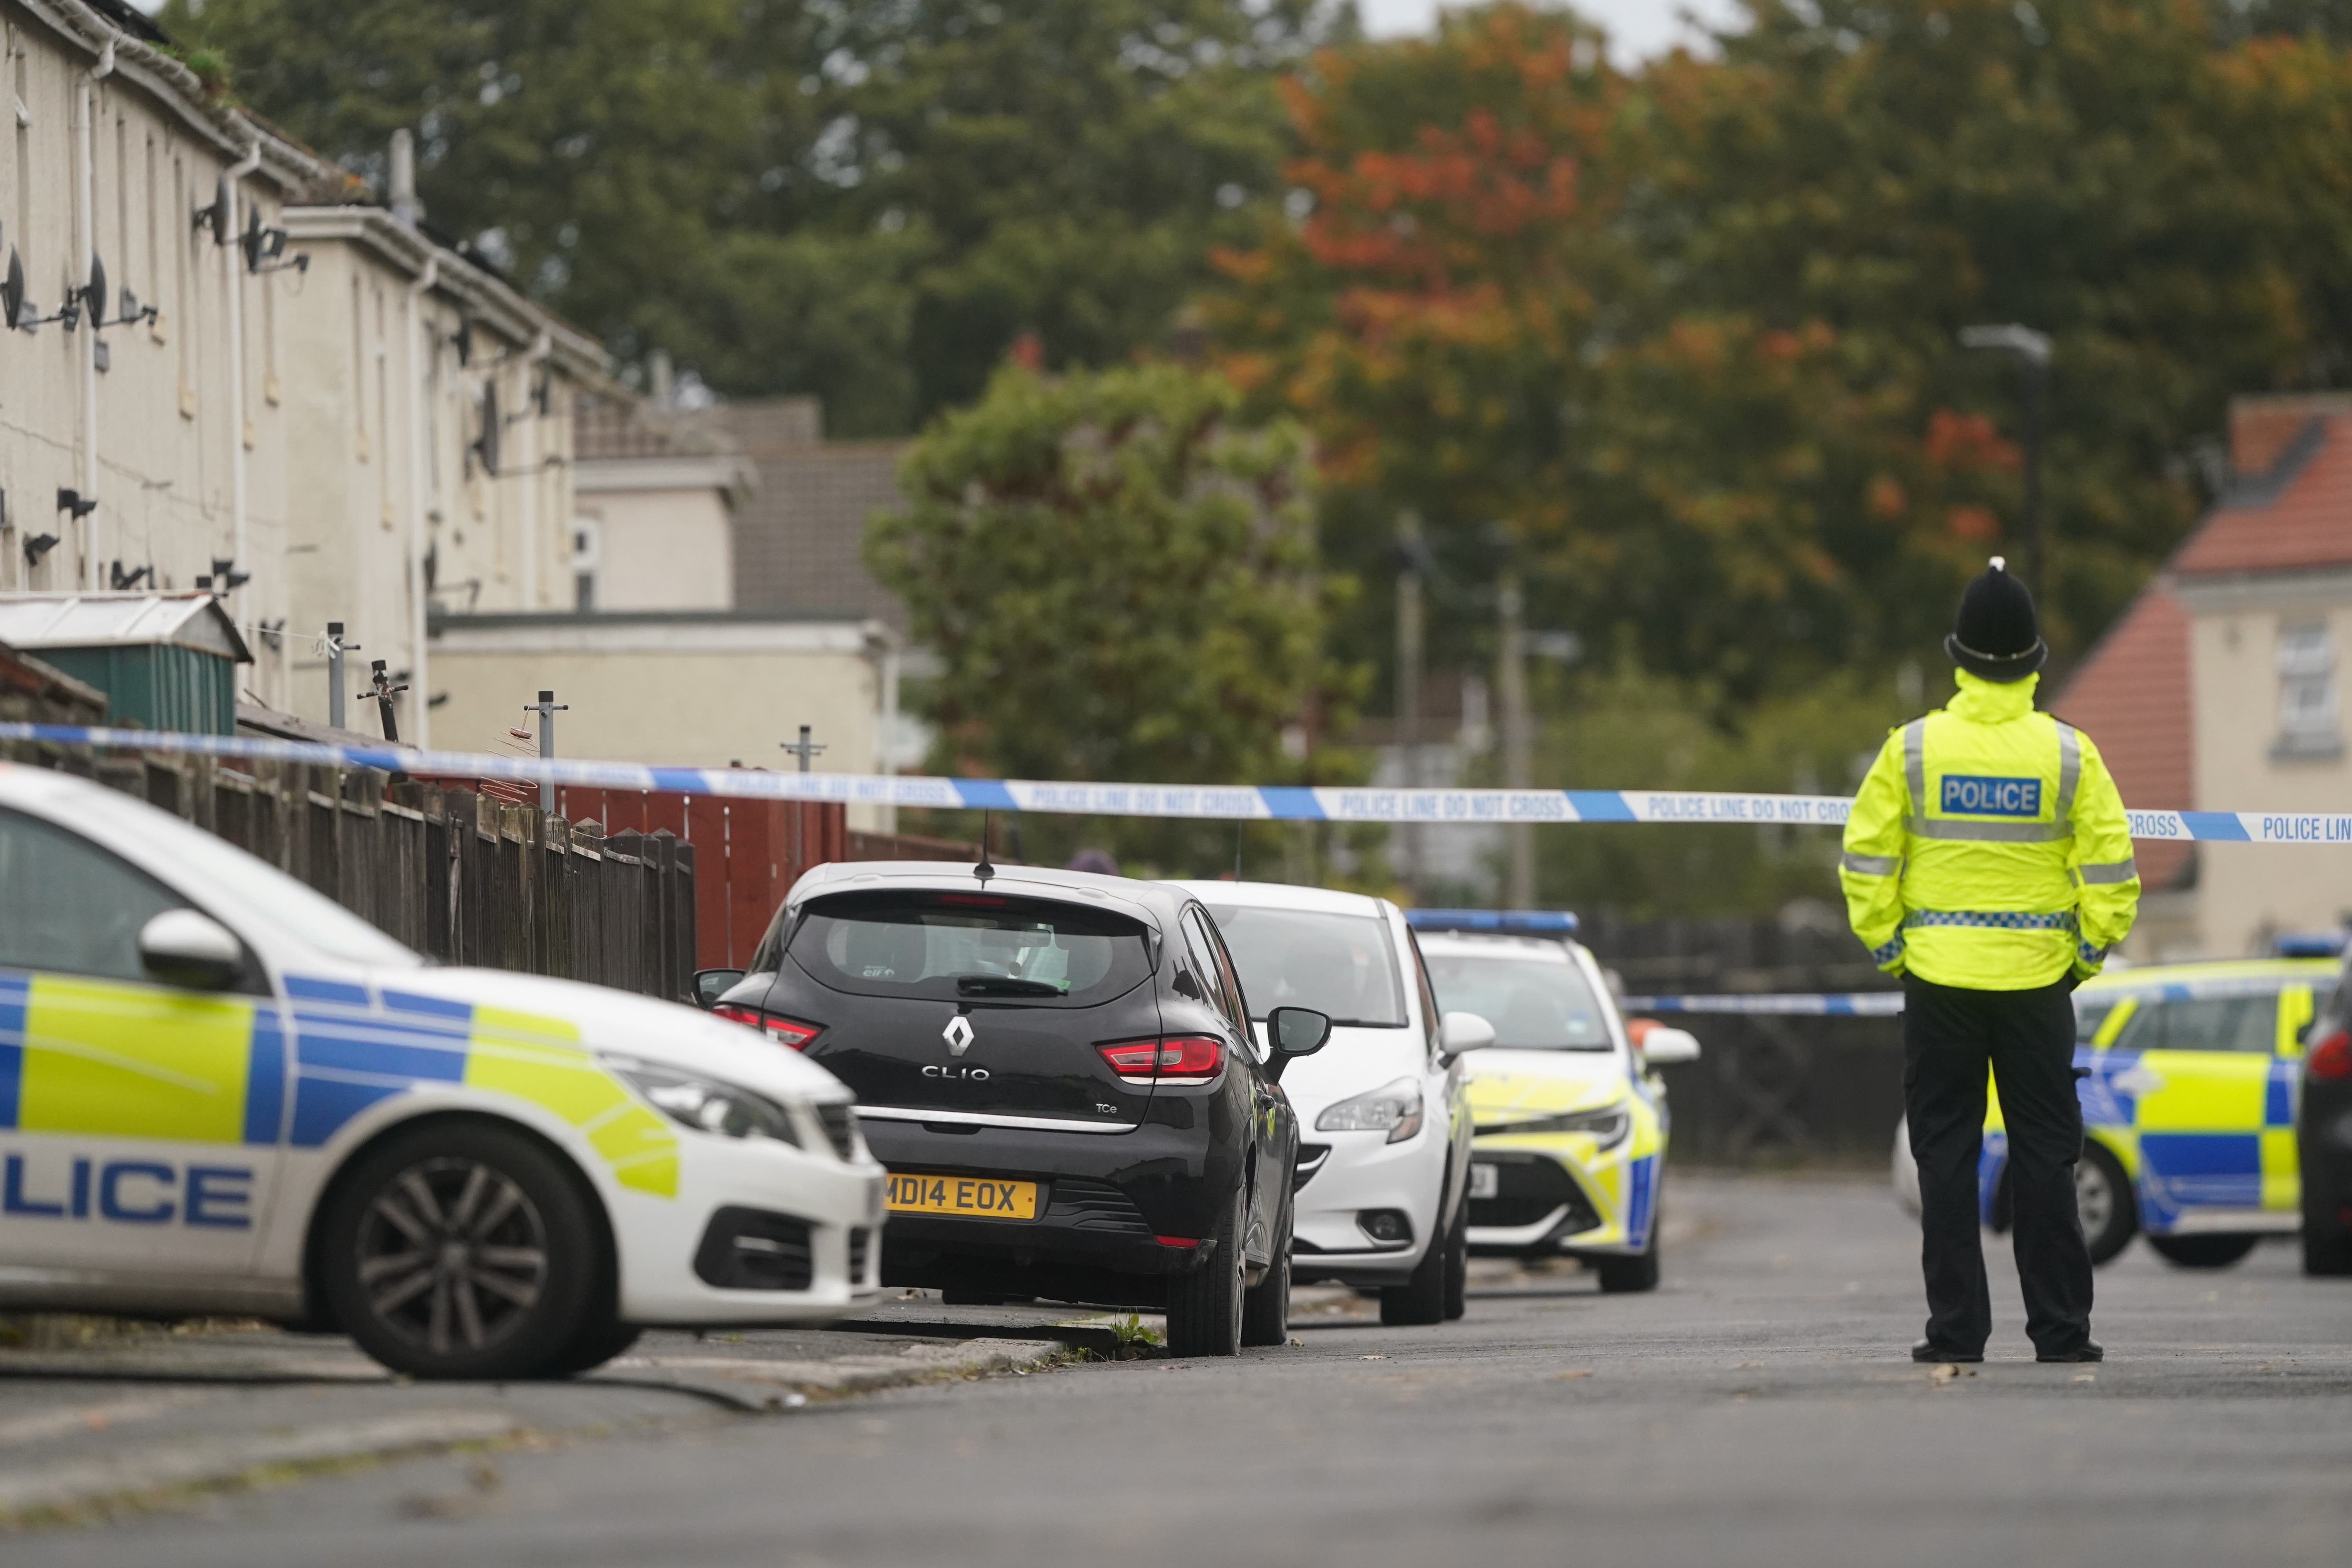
[
  {"xmin": 2051, "ymin": 588, "xmax": 2194, "ymax": 891},
  {"xmin": 2174, "ymin": 407, "xmax": 2352, "ymax": 577}
]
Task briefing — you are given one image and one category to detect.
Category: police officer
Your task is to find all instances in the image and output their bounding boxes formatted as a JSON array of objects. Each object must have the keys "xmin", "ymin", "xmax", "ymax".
[{"xmin": 1841, "ymin": 557, "xmax": 2140, "ymax": 1363}]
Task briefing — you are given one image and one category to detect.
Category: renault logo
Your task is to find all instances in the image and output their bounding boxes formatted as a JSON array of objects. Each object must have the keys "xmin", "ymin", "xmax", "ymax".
[{"xmin": 943, "ymin": 1014, "xmax": 975, "ymax": 1057}]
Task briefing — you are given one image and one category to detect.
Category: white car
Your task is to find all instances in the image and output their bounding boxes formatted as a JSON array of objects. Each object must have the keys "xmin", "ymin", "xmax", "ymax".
[
  {"xmin": 1180, "ymin": 881, "xmax": 1489, "ymax": 1325},
  {"xmin": 0, "ymin": 764, "xmax": 885, "ymax": 1379}
]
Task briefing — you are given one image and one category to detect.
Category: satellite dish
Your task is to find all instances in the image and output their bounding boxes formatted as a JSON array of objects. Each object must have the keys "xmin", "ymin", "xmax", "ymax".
[
  {"xmin": 2, "ymin": 247, "xmax": 22, "ymax": 332},
  {"xmin": 472, "ymin": 380, "xmax": 501, "ymax": 475},
  {"xmin": 241, "ymin": 205, "xmax": 265, "ymax": 272},
  {"xmin": 453, "ymin": 315, "xmax": 474, "ymax": 367},
  {"xmin": 84, "ymin": 254, "xmax": 107, "ymax": 328},
  {"xmin": 209, "ymin": 174, "xmax": 232, "ymax": 245}
]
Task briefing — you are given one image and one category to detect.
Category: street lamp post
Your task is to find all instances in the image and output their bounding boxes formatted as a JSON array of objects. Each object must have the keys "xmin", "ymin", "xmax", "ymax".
[{"xmin": 1959, "ymin": 323, "xmax": 2053, "ymax": 595}]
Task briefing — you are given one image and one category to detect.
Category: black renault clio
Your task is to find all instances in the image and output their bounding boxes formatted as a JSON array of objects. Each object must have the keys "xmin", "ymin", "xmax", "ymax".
[{"xmin": 701, "ymin": 860, "xmax": 1329, "ymax": 1356}]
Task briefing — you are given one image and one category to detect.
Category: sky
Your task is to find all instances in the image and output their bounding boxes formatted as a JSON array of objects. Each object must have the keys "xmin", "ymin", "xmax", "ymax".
[{"xmin": 1357, "ymin": 0, "xmax": 1746, "ymax": 65}]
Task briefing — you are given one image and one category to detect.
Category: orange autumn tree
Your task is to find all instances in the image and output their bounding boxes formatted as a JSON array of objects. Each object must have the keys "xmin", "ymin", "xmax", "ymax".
[{"xmin": 1210, "ymin": 4, "xmax": 2069, "ymax": 708}]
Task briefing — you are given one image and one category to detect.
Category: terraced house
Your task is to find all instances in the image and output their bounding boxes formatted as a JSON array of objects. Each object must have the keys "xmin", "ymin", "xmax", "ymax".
[{"xmin": 0, "ymin": 0, "xmax": 597, "ymax": 742}]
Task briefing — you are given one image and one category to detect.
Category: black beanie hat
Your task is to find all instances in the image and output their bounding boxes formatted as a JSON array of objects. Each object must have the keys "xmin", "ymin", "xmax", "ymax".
[{"xmin": 1945, "ymin": 556, "xmax": 2046, "ymax": 682}]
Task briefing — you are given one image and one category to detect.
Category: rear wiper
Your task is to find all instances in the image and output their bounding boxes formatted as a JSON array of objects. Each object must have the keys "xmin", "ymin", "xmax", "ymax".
[{"xmin": 954, "ymin": 975, "xmax": 1065, "ymax": 998}]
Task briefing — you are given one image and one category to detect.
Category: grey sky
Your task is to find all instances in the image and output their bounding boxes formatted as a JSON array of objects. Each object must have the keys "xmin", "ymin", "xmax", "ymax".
[{"xmin": 1356, "ymin": 0, "xmax": 1746, "ymax": 66}]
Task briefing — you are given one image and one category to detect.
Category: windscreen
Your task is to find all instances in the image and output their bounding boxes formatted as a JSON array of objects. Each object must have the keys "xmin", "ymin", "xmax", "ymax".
[
  {"xmin": 788, "ymin": 891, "xmax": 1150, "ymax": 1005},
  {"xmin": 1205, "ymin": 907, "xmax": 1406, "ymax": 1026},
  {"xmin": 1425, "ymin": 951, "xmax": 1612, "ymax": 1050}
]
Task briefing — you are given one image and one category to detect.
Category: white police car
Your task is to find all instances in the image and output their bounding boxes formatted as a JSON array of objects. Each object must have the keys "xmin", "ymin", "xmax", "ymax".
[{"xmin": 0, "ymin": 764, "xmax": 885, "ymax": 1379}]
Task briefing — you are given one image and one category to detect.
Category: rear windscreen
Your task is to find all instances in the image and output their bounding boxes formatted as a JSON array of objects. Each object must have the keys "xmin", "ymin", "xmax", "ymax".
[{"xmin": 786, "ymin": 892, "xmax": 1151, "ymax": 1005}]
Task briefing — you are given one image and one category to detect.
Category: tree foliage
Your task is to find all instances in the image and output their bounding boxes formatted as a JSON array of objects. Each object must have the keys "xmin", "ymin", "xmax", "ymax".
[
  {"xmin": 1211, "ymin": 2, "xmax": 2352, "ymax": 716},
  {"xmin": 163, "ymin": 0, "xmax": 1348, "ymax": 433},
  {"xmin": 867, "ymin": 361, "xmax": 1357, "ymax": 873}
]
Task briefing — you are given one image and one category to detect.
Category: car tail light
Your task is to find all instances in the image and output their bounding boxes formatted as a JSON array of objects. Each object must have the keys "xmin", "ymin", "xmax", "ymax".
[
  {"xmin": 712, "ymin": 1004, "xmax": 822, "ymax": 1051},
  {"xmin": 1096, "ymin": 1035, "xmax": 1224, "ymax": 1084},
  {"xmin": 2311, "ymin": 1028, "xmax": 2352, "ymax": 1081},
  {"xmin": 1154, "ymin": 1234, "xmax": 1201, "ymax": 1249}
]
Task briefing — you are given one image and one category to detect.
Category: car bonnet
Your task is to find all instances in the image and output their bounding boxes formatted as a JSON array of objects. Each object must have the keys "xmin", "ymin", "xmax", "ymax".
[{"xmin": 1465, "ymin": 1048, "xmax": 1630, "ymax": 1120}]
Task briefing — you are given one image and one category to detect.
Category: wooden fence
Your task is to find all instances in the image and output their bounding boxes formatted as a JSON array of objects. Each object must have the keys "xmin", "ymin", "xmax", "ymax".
[{"xmin": 10, "ymin": 741, "xmax": 700, "ymax": 1004}]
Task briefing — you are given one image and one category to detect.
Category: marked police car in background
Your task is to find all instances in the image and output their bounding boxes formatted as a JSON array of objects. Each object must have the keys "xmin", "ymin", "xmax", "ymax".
[
  {"xmin": 1891, "ymin": 956, "xmax": 2336, "ymax": 1269},
  {"xmin": 1178, "ymin": 881, "xmax": 1487, "ymax": 1327},
  {"xmin": 1409, "ymin": 911, "xmax": 1699, "ymax": 1291},
  {"xmin": 0, "ymin": 765, "xmax": 885, "ymax": 1379}
]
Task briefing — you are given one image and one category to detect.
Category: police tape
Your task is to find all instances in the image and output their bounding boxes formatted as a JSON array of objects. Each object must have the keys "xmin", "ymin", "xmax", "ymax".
[
  {"xmin": 4, "ymin": 719, "xmax": 2352, "ymax": 843},
  {"xmin": 1623, "ymin": 993, "xmax": 1907, "ymax": 1016}
]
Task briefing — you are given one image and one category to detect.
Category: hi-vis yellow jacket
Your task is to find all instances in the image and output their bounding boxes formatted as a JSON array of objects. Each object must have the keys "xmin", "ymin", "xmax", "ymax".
[{"xmin": 1840, "ymin": 671, "xmax": 2140, "ymax": 990}]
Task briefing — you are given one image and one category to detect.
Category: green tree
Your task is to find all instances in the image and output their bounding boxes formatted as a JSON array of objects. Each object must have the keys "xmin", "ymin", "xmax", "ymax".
[
  {"xmin": 163, "ymin": 0, "xmax": 1351, "ymax": 432},
  {"xmin": 867, "ymin": 361, "xmax": 1357, "ymax": 874}
]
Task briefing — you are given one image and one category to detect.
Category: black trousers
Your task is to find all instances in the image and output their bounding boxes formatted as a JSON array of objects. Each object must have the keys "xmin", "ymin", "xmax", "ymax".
[{"xmin": 1902, "ymin": 975, "xmax": 2094, "ymax": 1355}]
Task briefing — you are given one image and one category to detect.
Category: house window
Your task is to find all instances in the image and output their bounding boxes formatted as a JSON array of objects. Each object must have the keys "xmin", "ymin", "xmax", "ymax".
[
  {"xmin": 2274, "ymin": 621, "xmax": 2343, "ymax": 761},
  {"xmin": 570, "ymin": 516, "xmax": 601, "ymax": 612}
]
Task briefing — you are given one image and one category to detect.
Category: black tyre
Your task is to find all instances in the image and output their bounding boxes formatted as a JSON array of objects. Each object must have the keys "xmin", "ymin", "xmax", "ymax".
[
  {"xmin": 1381, "ymin": 1211, "xmax": 1449, "ymax": 1326},
  {"xmin": 541, "ymin": 1319, "xmax": 642, "ymax": 1378},
  {"xmin": 1441, "ymin": 1197, "xmax": 1469, "ymax": 1321},
  {"xmin": 1165, "ymin": 1186, "xmax": 1246, "ymax": 1358},
  {"xmin": 322, "ymin": 1120, "xmax": 602, "ymax": 1380},
  {"xmin": 1596, "ymin": 1239, "xmax": 1661, "ymax": 1294},
  {"xmin": 1241, "ymin": 1196, "xmax": 1292, "ymax": 1348},
  {"xmin": 2077, "ymin": 1141, "xmax": 2138, "ymax": 1266},
  {"xmin": 2146, "ymin": 1232, "xmax": 2260, "ymax": 1269},
  {"xmin": 2302, "ymin": 1222, "xmax": 2352, "ymax": 1277}
]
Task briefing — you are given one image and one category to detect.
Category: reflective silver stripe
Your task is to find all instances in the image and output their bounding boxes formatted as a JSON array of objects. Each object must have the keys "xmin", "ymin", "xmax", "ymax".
[
  {"xmin": 2055, "ymin": 722, "xmax": 2081, "ymax": 828},
  {"xmin": 854, "ymin": 1105, "xmax": 1136, "ymax": 1135},
  {"xmin": 2078, "ymin": 857, "xmax": 2137, "ymax": 885},
  {"xmin": 1903, "ymin": 720, "xmax": 1927, "ymax": 813},
  {"xmin": 1907, "ymin": 817, "xmax": 2074, "ymax": 843},
  {"xmin": 1842, "ymin": 851, "xmax": 1900, "ymax": 876}
]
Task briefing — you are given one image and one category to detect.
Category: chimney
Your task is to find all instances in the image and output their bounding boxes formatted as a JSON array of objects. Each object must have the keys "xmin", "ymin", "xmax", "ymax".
[
  {"xmin": 649, "ymin": 348, "xmax": 675, "ymax": 413},
  {"xmin": 2228, "ymin": 392, "xmax": 2352, "ymax": 484},
  {"xmin": 389, "ymin": 129, "xmax": 423, "ymax": 229}
]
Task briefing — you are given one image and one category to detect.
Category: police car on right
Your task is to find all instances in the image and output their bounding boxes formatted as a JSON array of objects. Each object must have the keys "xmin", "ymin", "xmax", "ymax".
[{"xmin": 1894, "ymin": 955, "xmax": 2337, "ymax": 1270}]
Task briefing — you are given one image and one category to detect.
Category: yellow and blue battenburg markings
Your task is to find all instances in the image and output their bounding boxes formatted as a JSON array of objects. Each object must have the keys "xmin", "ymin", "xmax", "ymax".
[
  {"xmin": 0, "ymin": 968, "xmax": 677, "ymax": 1200},
  {"xmin": 280, "ymin": 976, "xmax": 679, "ymax": 1196}
]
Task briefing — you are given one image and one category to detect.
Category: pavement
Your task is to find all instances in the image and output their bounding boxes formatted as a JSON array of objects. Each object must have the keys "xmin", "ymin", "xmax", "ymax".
[{"xmin": 6, "ymin": 1172, "xmax": 2350, "ymax": 1564}]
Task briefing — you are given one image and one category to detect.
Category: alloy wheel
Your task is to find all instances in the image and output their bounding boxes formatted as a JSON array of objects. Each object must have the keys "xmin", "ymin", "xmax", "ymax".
[
  {"xmin": 2075, "ymin": 1158, "xmax": 2115, "ymax": 1243},
  {"xmin": 356, "ymin": 1156, "xmax": 550, "ymax": 1355}
]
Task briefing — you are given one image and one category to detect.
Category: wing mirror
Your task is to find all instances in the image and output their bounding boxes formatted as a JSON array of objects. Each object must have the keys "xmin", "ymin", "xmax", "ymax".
[
  {"xmin": 1438, "ymin": 1010, "xmax": 1496, "ymax": 1059},
  {"xmin": 138, "ymin": 909, "xmax": 245, "ymax": 991},
  {"xmin": 1628, "ymin": 1018, "xmax": 1701, "ymax": 1065},
  {"xmin": 1268, "ymin": 1006, "xmax": 1332, "ymax": 1057},
  {"xmin": 692, "ymin": 968, "xmax": 747, "ymax": 1010}
]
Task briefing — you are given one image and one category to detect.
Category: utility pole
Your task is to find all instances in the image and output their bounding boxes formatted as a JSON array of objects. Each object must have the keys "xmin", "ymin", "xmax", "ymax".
[
  {"xmin": 1959, "ymin": 324, "xmax": 2054, "ymax": 596},
  {"xmin": 1395, "ymin": 514, "xmax": 1426, "ymax": 899},
  {"xmin": 1497, "ymin": 569, "xmax": 1534, "ymax": 911},
  {"xmin": 365, "ymin": 659, "xmax": 408, "ymax": 744},
  {"xmin": 524, "ymin": 689, "xmax": 567, "ymax": 813},
  {"xmin": 779, "ymin": 724, "xmax": 827, "ymax": 774},
  {"xmin": 326, "ymin": 622, "xmax": 354, "ymax": 731}
]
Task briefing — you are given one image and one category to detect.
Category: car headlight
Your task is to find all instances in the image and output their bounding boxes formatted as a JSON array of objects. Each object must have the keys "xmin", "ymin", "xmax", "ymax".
[
  {"xmin": 1316, "ymin": 1078, "xmax": 1424, "ymax": 1143},
  {"xmin": 608, "ymin": 1059, "xmax": 801, "ymax": 1145},
  {"xmin": 1477, "ymin": 1102, "xmax": 1631, "ymax": 1152}
]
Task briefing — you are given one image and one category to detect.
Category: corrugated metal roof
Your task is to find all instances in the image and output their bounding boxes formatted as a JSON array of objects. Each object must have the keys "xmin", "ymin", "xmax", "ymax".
[{"xmin": 0, "ymin": 593, "xmax": 253, "ymax": 662}]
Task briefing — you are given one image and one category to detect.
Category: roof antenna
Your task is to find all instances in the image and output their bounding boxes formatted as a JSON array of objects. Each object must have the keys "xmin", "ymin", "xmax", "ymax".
[{"xmin": 975, "ymin": 811, "xmax": 996, "ymax": 884}]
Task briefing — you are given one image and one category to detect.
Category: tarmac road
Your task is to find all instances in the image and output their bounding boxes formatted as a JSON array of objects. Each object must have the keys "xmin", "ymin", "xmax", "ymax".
[{"xmin": 15, "ymin": 1172, "xmax": 2352, "ymax": 1566}]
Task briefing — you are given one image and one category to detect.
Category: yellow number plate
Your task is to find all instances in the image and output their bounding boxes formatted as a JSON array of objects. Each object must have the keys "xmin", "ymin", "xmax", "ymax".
[{"xmin": 886, "ymin": 1174, "xmax": 1040, "ymax": 1220}]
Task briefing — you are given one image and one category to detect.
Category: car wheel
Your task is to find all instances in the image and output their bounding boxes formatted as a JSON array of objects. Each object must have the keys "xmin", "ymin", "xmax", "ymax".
[
  {"xmin": 1241, "ymin": 1196, "xmax": 1292, "ymax": 1348},
  {"xmin": 2145, "ymin": 1233, "xmax": 2261, "ymax": 1269},
  {"xmin": 2077, "ymin": 1141, "xmax": 2138, "ymax": 1266},
  {"xmin": 2302, "ymin": 1220, "xmax": 2352, "ymax": 1277},
  {"xmin": 1381, "ymin": 1212, "xmax": 1449, "ymax": 1326},
  {"xmin": 1596, "ymin": 1238, "xmax": 1661, "ymax": 1294},
  {"xmin": 1441, "ymin": 1198, "xmax": 1469, "ymax": 1321},
  {"xmin": 322, "ymin": 1120, "xmax": 601, "ymax": 1381},
  {"xmin": 541, "ymin": 1319, "xmax": 643, "ymax": 1378},
  {"xmin": 1165, "ymin": 1186, "xmax": 1246, "ymax": 1358}
]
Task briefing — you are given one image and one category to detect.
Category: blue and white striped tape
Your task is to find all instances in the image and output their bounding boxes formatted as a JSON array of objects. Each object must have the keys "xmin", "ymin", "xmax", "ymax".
[
  {"xmin": 1625, "ymin": 993, "xmax": 1906, "ymax": 1016},
  {"xmin": 4, "ymin": 720, "xmax": 2352, "ymax": 843}
]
